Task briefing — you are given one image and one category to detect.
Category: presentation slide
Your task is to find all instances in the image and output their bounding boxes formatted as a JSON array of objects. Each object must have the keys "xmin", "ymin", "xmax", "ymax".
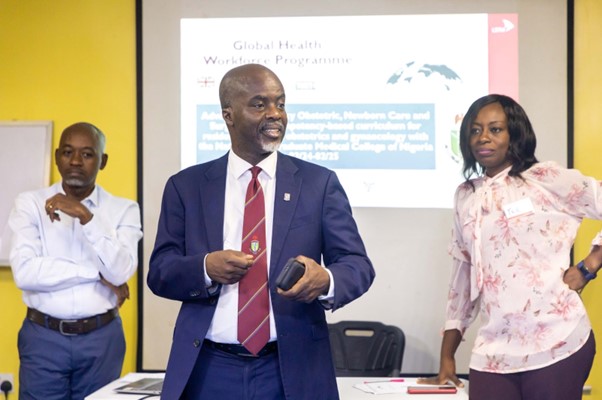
[{"xmin": 180, "ymin": 14, "xmax": 517, "ymax": 208}]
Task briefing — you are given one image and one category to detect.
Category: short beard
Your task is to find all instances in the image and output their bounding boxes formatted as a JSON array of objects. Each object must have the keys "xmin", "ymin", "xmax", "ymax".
[
  {"xmin": 63, "ymin": 178, "xmax": 86, "ymax": 187},
  {"xmin": 262, "ymin": 141, "xmax": 281, "ymax": 154}
]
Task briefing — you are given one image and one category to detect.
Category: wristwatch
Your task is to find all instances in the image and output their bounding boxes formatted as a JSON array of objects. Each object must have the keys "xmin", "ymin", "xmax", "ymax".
[{"xmin": 577, "ymin": 260, "xmax": 597, "ymax": 281}]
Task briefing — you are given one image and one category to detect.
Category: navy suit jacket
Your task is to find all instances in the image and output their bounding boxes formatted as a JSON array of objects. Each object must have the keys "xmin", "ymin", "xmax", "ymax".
[{"xmin": 148, "ymin": 152, "xmax": 374, "ymax": 400}]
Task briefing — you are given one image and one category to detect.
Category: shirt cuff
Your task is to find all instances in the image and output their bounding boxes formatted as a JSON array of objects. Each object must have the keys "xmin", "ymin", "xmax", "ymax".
[
  {"xmin": 81, "ymin": 213, "xmax": 103, "ymax": 243},
  {"xmin": 443, "ymin": 319, "xmax": 467, "ymax": 336},
  {"xmin": 203, "ymin": 254, "xmax": 215, "ymax": 288},
  {"xmin": 318, "ymin": 267, "xmax": 335, "ymax": 304},
  {"xmin": 591, "ymin": 231, "xmax": 602, "ymax": 248}
]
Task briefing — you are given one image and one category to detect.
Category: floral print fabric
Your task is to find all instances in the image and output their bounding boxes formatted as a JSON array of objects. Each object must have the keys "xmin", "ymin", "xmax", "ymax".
[{"xmin": 445, "ymin": 161, "xmax": 602, "ymax": 373}]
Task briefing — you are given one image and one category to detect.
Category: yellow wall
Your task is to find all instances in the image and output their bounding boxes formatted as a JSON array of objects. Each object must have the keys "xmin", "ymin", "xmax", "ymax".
[
  {"xmin": 1, "ymin": 0, "xmax": 602, "ymax": 398},
  {"xmin": 0, "ymin": 0, "xmax": 137, "ymax": 396},
  {"xmin": 575, "ymin": 0, "xmax": 602, "ymax": 398}
]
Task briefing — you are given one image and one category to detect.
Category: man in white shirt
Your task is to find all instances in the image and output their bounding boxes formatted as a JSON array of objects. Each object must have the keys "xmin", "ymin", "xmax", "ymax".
[{"xmin": 8, "ymin": 122, "xmax": 142, "ymax": 400}]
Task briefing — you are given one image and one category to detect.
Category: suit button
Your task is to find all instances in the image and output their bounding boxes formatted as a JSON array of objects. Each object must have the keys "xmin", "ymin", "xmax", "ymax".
[
  {"xmin": 193, "ymin": 339, "xmax": 201, "ymax": 348},
  {"xmin": 209, "ymin": 298, "xmax": 217, "ymax": 305}
]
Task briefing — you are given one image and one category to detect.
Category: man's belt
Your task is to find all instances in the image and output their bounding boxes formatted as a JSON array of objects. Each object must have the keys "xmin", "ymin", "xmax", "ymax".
[
  {"xmin": 203, "ymin": 339, "xmax": 278, "ymax": 358},
  {"xmin": 26, "ymin": 307, "xmax": 119, "ymax": 336}
]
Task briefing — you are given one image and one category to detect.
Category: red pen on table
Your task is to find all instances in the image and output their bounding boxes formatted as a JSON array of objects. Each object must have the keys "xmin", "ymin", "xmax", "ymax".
[{"xmin": 363, "ymin": 378, "xmax": 405, "ymax": 384}]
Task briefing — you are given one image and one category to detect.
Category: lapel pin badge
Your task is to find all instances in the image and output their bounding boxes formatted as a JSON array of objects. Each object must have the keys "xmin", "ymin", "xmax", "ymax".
[{"xmin": 284, "ymin": 193, "xmax": 291, "ymax": 201}]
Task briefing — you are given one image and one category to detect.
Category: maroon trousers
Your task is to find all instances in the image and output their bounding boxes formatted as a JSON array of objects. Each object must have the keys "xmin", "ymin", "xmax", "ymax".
[{"xmin": 469, "ymin": 331, "xmax": 595, "ymax": 400}]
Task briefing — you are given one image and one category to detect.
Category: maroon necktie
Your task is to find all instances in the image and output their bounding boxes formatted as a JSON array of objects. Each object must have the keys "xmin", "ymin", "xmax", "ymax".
[{"xmin": 238, "ymin": 166, "xmax": 270, "ymax": 355}]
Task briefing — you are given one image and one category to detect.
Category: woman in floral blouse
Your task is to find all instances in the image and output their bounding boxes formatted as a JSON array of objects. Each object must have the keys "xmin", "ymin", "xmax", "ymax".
[{"xmin": 420, "ymin": 94, "xmax": 602, "ymax": 399}]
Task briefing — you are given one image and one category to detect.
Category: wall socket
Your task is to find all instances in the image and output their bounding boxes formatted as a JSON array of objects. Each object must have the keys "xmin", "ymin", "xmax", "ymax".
[{"xmin": 0, "ymin": 373, "xmax": 14, "ymax": 393}]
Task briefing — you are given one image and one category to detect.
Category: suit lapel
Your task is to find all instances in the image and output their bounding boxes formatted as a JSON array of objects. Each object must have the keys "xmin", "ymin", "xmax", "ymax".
[
  {"xmin": 200, "ymin": 154, "xmax": 228, "ymax": 252},
  {"xmin": 271, "ymin": 153, "xmax": 301, "ymax": 273}
]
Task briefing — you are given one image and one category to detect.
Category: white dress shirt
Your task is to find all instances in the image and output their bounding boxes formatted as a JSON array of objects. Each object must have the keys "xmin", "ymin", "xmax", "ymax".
[
  {"xmin": 8, "ymin": 182, "xmax": 142, "ymax": 319},
  {"xmin": 206, "ymin": 151, "xmax": 334, "ymax": 343}
]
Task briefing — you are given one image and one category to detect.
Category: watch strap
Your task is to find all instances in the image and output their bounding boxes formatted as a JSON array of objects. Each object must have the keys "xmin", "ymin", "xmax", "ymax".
[{"xmin": 577, "ymin": 260, "xmax": 597, "ymax": 281}]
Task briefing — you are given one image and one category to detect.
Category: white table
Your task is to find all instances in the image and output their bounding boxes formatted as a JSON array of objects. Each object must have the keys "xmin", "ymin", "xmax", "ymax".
[
  {"xmin": 338, "ymin": 377, "xmax": 468, "ymax": 399},
  {"xmin": 86, "ymin": 373, "xmax": 469, "ymax": 399}
]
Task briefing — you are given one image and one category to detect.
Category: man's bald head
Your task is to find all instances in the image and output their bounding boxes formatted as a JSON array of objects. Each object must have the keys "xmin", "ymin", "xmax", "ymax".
[{"xmin": 219, "ymin": 64, "xmax": 283, "ymax": 109}]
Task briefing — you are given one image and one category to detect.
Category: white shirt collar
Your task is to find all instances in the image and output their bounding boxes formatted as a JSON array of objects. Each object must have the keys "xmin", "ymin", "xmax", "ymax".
[
  {"xmin": 228, "ymin": 150, "xmax": 278, "ymax": 180},
  {"xmin": 56, "ymin": 182, "xmax": 100, "ymax": 207}
]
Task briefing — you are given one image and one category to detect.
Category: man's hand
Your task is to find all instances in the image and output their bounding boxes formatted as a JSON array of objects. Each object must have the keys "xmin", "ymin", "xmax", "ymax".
[
  {"xmin": 45, "ymin": 193, "xmax": 93, "ymax": 224},
  {"xmin": 276, "ymin": 255, "xmax": 330, "ymax": 303},
  {"xmin": 206, "ymin": 250, "xmax": 254, "ymax": 285},
  {"xmin": 100, "ymin": 276, "xmax": 130, "ymax": 307}
]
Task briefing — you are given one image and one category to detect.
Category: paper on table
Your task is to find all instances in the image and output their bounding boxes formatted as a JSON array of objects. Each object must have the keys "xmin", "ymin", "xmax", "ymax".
[{"xmin": 353, "ymin": 382, "xmax": 409, "ymax": 394}]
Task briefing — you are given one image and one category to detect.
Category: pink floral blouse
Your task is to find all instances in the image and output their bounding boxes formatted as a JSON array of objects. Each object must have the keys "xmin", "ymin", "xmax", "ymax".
[{"xmin": 445, "ymin": 161, "xmax": 602, "ymax": 373}]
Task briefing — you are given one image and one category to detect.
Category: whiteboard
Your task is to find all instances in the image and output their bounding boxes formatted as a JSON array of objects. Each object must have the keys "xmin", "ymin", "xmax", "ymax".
[{"xmin": 0, "ymin": 121, "xmax": 53, "ymax": 266}]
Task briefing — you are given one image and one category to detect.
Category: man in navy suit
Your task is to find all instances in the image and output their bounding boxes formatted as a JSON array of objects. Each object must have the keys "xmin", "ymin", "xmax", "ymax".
[{"xmin": 148, "ymin": 63, "xmax": 374, "ymax": 399}]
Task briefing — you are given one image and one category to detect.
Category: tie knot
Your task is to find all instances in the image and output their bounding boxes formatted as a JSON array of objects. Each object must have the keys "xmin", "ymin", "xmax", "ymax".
[{"xmin": 250, "ymin": 166, "xmax": 262, "ymax": 179}]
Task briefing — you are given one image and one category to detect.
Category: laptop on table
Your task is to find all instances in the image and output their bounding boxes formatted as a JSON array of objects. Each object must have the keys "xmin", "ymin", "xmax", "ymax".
[{"xmin": 114, "ymin": 377, "xmax": 163, "ymax": 396}]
